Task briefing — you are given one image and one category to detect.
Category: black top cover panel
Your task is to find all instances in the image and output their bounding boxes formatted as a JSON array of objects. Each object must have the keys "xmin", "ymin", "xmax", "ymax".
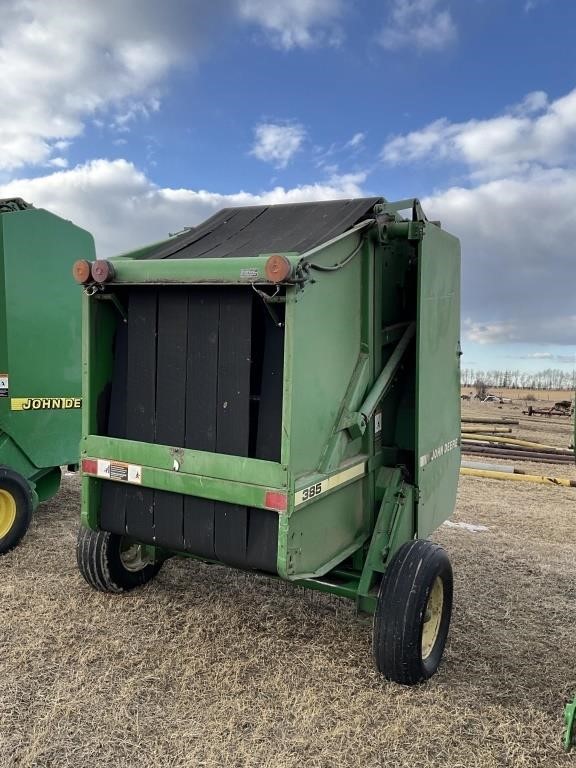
[{"xmin": 144, "ymin": 197, "xmax": 383, "ymax": 260}]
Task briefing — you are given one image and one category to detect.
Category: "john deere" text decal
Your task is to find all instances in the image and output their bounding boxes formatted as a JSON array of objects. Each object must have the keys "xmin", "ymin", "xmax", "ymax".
[{"xmin": 11, "ymin": 397, "xmax": 82, "ymax": 411}]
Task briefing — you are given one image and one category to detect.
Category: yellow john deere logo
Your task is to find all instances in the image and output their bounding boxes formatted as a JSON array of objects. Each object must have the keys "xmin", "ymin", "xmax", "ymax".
[{"xmin": 11, "ymin": 397, "xmax": 82, "ymax": 411}]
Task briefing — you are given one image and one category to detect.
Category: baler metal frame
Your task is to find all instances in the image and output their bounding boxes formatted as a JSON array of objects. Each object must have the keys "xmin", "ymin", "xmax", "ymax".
[{"xmin": 77, "ymin": 197, "xmax": 461, "ymax": 683}]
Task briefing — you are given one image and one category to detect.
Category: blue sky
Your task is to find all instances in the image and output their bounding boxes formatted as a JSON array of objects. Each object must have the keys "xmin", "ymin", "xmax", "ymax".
[{"xmin": 0, "ymin": 0, "xmax": 575, "ymax": 374}]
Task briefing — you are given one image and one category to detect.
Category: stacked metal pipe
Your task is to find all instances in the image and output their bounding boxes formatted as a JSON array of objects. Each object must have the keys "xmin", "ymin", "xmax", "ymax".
[{"xmin": 461, "ymin": 417, "xmax": 575, "ymax": 465}]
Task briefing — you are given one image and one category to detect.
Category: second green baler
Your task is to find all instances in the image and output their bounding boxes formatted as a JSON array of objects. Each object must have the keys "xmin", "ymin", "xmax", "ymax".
[{"xmin": 0, "ymin": 198, "xmax": 94, "ymax": 554}]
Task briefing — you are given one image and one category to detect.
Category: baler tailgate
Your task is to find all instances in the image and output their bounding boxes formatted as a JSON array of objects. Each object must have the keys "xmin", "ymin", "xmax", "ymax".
[
  {"xmin": 415, "ymin": 223, "xmax": 461, "ymax": 537},
  {"xmin": 92, "ymin": 284, "xmax": 285, "ymax": 571}
]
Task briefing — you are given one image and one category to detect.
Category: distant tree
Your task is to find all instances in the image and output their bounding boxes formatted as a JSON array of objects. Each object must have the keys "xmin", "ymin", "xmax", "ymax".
[{"xmin": 461, "ymin": 367, "xmax": 575, "ymax": 391}]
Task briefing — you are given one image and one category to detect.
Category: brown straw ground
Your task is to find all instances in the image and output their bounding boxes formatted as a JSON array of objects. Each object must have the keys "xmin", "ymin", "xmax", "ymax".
[{"xmin": 1, "ymin": 408, "xmax": 574, "ymax": 767}]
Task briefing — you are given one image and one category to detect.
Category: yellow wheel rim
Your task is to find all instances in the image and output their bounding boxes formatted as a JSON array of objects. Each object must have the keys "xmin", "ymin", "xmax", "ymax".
[
  {"xmin": 421, "ymin": 576, "xmax": 444, "ymax": 660},
  {"xmin": 0, "ymin": 489, "xmax": 17, "ymax": 539}
]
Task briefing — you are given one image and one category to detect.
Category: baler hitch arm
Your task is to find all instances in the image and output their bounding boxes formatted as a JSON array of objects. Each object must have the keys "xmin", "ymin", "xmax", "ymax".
[{"xmin": 348, "ymin": 322, "xmax": 416, "ymax": 439}]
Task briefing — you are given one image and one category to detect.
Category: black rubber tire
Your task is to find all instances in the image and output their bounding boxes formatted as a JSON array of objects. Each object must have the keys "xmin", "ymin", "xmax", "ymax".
[
  {"xmin": 76, "ymin": 526, "xmax": 162, "ymax": 593},
  {"xmin": 0, "ymin": 468, "xmax": 34, "ymax": 555},
  {"xmin": 373, "ymin": 539, "xmax": 453, "ymax": 685}
]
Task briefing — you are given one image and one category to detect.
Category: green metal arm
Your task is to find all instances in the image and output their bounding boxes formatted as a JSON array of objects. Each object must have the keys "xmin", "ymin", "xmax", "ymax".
[
  {"xmin": 564, "ymin": 696, "xmax": 576, "ymax": 751},
  {"xmin": 348, "ymin": 322, "xmax": 416, "ymax": 439}
]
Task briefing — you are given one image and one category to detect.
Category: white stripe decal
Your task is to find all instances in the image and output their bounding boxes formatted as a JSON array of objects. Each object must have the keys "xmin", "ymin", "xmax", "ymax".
[{"xmin": 294, "ymin": 462, "xmax": 366, "ymax": 507}]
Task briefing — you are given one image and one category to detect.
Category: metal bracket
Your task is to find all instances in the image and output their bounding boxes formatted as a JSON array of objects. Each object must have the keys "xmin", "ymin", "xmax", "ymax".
[
  {"xmin": 564, "ymin": 696, "xmax": 576, "ymax": 751},
  {"xmin": 94, "ymin": 292, "xmax": 127, "ymax": 322},
  {"xmin": 356, "ymin": 467, "xmax": 409, "ymax": 612},
  {"xmin": 318, "ymin": 353, "xmax": 370, "ymax": 473},
  {"xmin": 347, "ymin": 322, "xmax": 416, "ymax": 439},
  {"xmin": 382, "ymin": 221, "xmax": 424, "ymax": 242}
]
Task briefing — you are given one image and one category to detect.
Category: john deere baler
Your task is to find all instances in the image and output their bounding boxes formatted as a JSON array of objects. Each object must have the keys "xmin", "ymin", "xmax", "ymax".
[
  {"xmin": 75, "ymin": 197, "xmax": 461, "ymax": 683},
  {"xmin": 0, "ymin": 198, "xmax": 94, "ymax": 553}
]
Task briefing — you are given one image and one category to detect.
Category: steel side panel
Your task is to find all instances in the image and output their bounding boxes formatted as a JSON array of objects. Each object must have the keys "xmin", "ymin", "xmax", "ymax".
[
  {"xmin": 286, "ymin": 241, "xmax": 363, "ymax": 476},
  {"xmin": 277, "ymin": 239, "xmax": 368, "ymax": 577},
  {"xmin": 416, "ymin": 224, "xmax": 461, "ymax": 537},
  {"xmin": 279, "ymin": 480, "xmax": 367, "ymax": 580},
  {"xmin": 82, "ymin": 435, "xmax": 288, "ymax": 488},
  {"xmin": 86, "ymin": 467, "xmax": 275, "ymax": 510}
]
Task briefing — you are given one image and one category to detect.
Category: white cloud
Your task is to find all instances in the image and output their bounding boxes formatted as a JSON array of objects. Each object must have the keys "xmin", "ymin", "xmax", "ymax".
[
  {"xmin": 509, "ymin": 90, "xmax": 548, "ymax": 117},
  {"xmin": 251, "ymin": 122, "xmax": 307, "ymax": 168},
  {"xmin": 0, "ymin": 0, "xmax": 229, "ymax": 171},
  {"xmin": 345, "ymin": 132, "xmax": 366, "ymax": 149},
  {"xmin": 48, "ymin": 157, "xmax": 69, "ymax": 169},
  {"xmin": 382, "ymin": 87, "xmax": 576, "ymax": 179},
  {"xmin": 520, "ymin": 352, "xmax": 576, "ymax": 363},
  {"xmin": 378, "ymin": 85, "xmax": 576, "ymax": 348},
  {"xmin": 3, "ymin": 154, "xmax": 575, "ymax": 352},
  {"xmin": 0, "ymin": 159, "xmax": 366, "ymax": 257},
  {"xmin": 238, "ymin": 0, "xmax": 344, "ymax": 49},
  {"xmin": 524, "ymin": 0, "xmax": 548, "ymax": 11},
  {"xmin": 0, "ymin": 0, "xmax": 343, "ymax": 174},
  {"xmin": 422, "ymin": 168, "xmax": 576, "ymax": 345},
  {"xmin": 378, "ymin": 0, "xmax": 456, "ymax": 52}
]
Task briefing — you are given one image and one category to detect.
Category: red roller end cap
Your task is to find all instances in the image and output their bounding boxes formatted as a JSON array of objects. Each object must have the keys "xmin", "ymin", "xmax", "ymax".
[
  {"xmin": 265, "ymin": 254, "xmax": 292, "ymax": 283},
  {"xmin": 72, "ymin": 259, "xmax": 92, "ymax": 284},
  {"xmin": 91, "ymin": 260, "xmax": 116, "ymax": 283}
]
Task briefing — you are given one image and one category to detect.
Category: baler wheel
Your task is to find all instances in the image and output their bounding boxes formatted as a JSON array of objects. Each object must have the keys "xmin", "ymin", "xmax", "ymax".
[
  {"xmin": 373, "ymin": 539, "xmax": 453, "ymax": 685},
  {"xmin": 0, "ymin": 469, "xmax": 34, "ymax": 555},
  {"xmin": 76, "ymin": 527, "xmax": 162, "ymax": 593}
]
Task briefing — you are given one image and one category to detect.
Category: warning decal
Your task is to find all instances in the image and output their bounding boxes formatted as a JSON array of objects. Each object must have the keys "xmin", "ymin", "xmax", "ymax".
[
  {"xmin": 0, "ymin": 375, "xmax": 8, "ymax": 398},
  {"xmin": 11, "ymin": 397, "xmax": 82, "ymax": 411},
  {"xmin": 97, "ymin": 459, "xmax": 142, "ymax": 485},
  {"xmin": 240, "ymin": 268, "xmax": 259, "ymax": 279}
]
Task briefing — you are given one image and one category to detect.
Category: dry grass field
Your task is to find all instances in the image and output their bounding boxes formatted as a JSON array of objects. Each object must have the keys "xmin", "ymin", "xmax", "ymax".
[{"xmin": 1, "ymin": 402, "xmax": 574, "ymax": 768}]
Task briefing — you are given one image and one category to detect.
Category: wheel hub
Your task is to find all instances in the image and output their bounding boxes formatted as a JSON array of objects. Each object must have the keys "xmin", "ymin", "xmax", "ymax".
[
  {"xmin": 421, "ymin": 576, "xmax": 444, "ymax": 660},
  {"xmin": 0, "ymin": 489, "xmax": 17, "ymax": 539},
  {"xmin": 119, "ymin": 540, "xmax": 149, "ymax": 572}
]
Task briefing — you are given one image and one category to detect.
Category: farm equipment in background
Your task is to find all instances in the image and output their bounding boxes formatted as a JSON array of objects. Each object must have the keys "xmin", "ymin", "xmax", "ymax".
[
  {"xmin": 523, "ymin": 401, "xmax": 573, "ymax": 418},
  {"xmin": 74, "ymin": 197, "xmax": 461, "ymax": 683},
  {"xmin": 0, "ymin": 199, "xmax": 94, "ymax": 554}
]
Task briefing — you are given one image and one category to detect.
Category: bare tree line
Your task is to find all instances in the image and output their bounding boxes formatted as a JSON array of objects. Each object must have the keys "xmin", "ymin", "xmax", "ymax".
[{"xmin": 461, "ymin": 368, "xmax": 576, "ymax": 390}]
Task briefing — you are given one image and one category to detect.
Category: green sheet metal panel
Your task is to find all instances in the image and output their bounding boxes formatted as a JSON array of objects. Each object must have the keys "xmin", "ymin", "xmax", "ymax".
[
  {"xmin": 280, "ymin": 477, "xmax": 367, "ymax": 580},
  {"xmin": 283, "ymin": 236, "xmax": 364, "ymax": 477},
  {"xmin": 415, "ymin": 222, "xmax": 461, "ymax": 537},
  {"xmin": 276, "ymin": 234, "xmax": 372, "ymax": 578},
  {"xmin": 0, "ymin": 207, "xmax": 94, "ymax": 472}
]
